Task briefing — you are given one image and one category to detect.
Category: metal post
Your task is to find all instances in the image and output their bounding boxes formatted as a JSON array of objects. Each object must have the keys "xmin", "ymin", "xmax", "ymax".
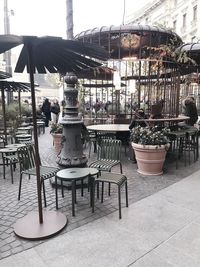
[{"xmin": 4, "ymin": 0, "xmax": 13, "ymax": 104}]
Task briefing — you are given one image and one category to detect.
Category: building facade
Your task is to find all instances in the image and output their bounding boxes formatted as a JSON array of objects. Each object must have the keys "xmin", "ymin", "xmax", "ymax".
[{"xmin": 125, "ymin": 0, "xmax": 199, "ymax": 43}]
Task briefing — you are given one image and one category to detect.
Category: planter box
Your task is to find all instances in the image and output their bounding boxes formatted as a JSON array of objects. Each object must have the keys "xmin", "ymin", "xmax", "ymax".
[{"xmin": 52, "ymin": 133, "xmax": 62, "ymax": 155}]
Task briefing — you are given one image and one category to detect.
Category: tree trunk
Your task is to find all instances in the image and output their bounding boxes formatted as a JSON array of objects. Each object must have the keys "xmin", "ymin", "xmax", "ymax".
[{"xmin": 66, "ymin": 0, "xmax": 73, "ymax": 39}]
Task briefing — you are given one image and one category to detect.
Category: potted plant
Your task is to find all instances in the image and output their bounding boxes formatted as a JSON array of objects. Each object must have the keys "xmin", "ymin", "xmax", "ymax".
[
  {"xmin": 130, "ymin": 126, "xmax": 170, "ymax": 175},
  {"xmin": 50, "ymin": 123, "xmax": 63, "ymax": 154}
]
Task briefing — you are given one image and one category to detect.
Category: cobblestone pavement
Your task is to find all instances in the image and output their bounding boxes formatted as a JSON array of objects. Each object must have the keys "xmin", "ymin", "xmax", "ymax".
[{"xmin": 1, "ymin": 127, "xmax": 200, "ymax": 260}]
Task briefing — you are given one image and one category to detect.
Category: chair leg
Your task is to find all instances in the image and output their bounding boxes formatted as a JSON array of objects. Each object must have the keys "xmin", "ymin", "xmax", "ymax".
[
  {"xmin": 118, "ymin": 185, "xmax": 122, "ymax": 219},
  {"xmin": 119, "ymin": 163, "xmax": 123, "ymax": 174},
  {"xmin": 61, "ymin": 180, "xmax": 64, "ymax": 198},
  {"xmin": 101, "ymin": 182, "xmax": 104, "ymax": 203},
  {"xmin": 55, "ymin": 176, "xmax": 59, "ymax": 209},
  {"xmin": 81, "ymin": 179, "xmax": 84, "ymax": 197},
  {"xmin": 71, "ymin": 180, "xmax": 76, "ymax": 216},
  {"xmin": 97, "ymin": 181, "xmax": 99, "ymax": 199},
  {"xmin": 42, "ymin": 180, "xmax": 47, "ymax": 207},
  {"xmin": 18, "ymin": 173, "xmax": 23, "ymax": 200},
  {"xmin": 108, "ymin": 182, "xmax": 111, "ymax": 196},
  {"xmin": 125, "ymin": 181, "xmax": 128, "ymax": 207},
  {"xmin": 88, "ymin": 142, "xmax": 91, "ymax": 158},
  {"xmin": 91, "ymin": 178, "xmax": 95, "ymax": 212},
  {"xmin": 10, "ymin": 161, "xmax": 14, "ymax": 184},
  {"xmin": 3, "ymin": 158, "xmax": 6, "ymax": 179}
]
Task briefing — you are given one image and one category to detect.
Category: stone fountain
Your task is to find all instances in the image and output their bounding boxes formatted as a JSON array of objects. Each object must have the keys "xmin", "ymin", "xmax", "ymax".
[{"xmin": 56, "ymin": 72, "xmax": 88, "ymax": 168}]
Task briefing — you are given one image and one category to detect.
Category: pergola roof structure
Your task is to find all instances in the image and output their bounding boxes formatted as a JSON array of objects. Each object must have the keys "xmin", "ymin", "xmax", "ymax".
[{"xmin": 75, "ymin": 24, "xmax": 182, "ymax": 60}]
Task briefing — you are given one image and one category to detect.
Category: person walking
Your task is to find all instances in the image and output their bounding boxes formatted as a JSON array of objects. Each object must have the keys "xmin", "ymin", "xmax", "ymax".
[
  {"xmin": 51, "ymin": 99, "xmax": 60, "ymax": 124},
  {"xmin": 41, "ymin": 98, "xmax": 51, "ymax": 127}
]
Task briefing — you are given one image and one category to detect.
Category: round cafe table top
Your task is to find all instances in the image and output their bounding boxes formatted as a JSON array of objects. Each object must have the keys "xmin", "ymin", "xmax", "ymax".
[
  {"xmin": 15, "ymin": 134, "xmax": 32, "ymax": 138},
  {"xmin": 17, "ymin": 126, "xmax": 32, "ymax": 130},
  {"xmin": 5, "ymin": 143, "xmax": 26, "ymax": 148},
  {"xmin": 56, "ymin": 168, "xmax": 91, "ymax": 181},
  {"xmin": 87, "ymin": 124, "xmax": 130, "ymax": 132},
  {"xmin": 87, "ymin": 116, "xmax": 190, "ymax": 133},
  {"xmin": 83, "ymin": 167, "xmax": 99, "ymax": 176},
  {"xmin": 135, "ymin": 115, "xmax": 190, "ymax": 123},
  {"xmin": 0, "ymin": 147, "xmax": 18, "ymax": 153}
]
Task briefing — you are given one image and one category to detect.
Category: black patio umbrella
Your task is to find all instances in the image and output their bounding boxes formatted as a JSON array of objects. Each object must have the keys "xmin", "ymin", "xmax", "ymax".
[
  {"xmin": 0, "ymin": 34, "xmax": 109, "ymax": 240},
  {"xmin": 0, "ymin": 80, "xmax": 32, "ymax": 144},
  {"xmin": 0, "ymin": 71, "xmax": 11, "ymax": 79}
]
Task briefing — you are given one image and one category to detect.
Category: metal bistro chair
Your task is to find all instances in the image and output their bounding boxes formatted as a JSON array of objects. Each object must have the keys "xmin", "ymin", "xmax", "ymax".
[
  {"xmin": 91, "ymin": 172, "xmax": 128, "ymax": 219},
  {"xmin": 0, "ymin": 135, "xmax": 6, "ymax": 148},
  {"xmin": 89, "ymin": 138, "xmax": 122, "ymax": 173},
  {"xmin": 184, "ymin": 127, "xmax": 199, "ymax": 165},
  {"xmin": 1, "ymin": 147, "xmax": 20, "ymax": 184},
  {"xmin": 89, "ymin": 139, "xmax": 123, "ymax": 196},
  {"xmin": 17, "ymin": 144, "xmax": 60, "ymax": 207}
]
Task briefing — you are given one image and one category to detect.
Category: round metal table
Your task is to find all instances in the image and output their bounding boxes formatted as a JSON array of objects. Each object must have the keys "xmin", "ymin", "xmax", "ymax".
[
  {"xmin": 87, "ymin": 124, "xmax": 130, "ymax": 132},
  {"xmin": 5, "ymin": 143, "xmax": 26, "ymax": 148},
  {"xmin": 55, "ymin": 167, "xmax": 99, "ymax": 216}
]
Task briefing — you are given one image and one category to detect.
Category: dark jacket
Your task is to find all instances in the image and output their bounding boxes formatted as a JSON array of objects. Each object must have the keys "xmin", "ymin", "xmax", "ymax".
[
  {"xmin": 41, "ymin": 99, "xmax": 51, "ymax": 120},
  {"xmin": 129, "ymin": 111, "xmax": 147, "ymax": 130},
  {"xmin": 184, "ymin": 100, "xmax": 198, "ymax": 126},
  {"xmin": 51, "ymin": 103, "xmax": 60, "ymax": 115}
]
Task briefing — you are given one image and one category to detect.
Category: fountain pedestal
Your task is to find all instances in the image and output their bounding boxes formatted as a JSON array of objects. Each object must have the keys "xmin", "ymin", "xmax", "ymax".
[{"xmin": 56, "ymin": 72, "xmax": 88, "ymax": 168}]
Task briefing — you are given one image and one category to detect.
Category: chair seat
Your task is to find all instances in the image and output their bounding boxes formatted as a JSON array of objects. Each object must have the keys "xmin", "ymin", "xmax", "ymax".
[
  {"xmin": 89, "ymin": 159, "xmax": 120, "ymax": 172},
  {"xmin": 92, "ymin": 172, "xmax": 128, "ymax": 219},
  {"xmin": 96, "ymin": 172, "xmax": 127, "ymax": 185},
  {"xmin": 22, "ymin": 165, "xmax": 60, "ymax": 179},
  {"xmin": 4, "ymin": 155, "xmax": 18, "ymax": 162}
]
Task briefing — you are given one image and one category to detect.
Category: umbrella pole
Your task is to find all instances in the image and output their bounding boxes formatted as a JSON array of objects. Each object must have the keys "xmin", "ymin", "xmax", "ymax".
[
  {"xmin": 14, "ymin": 42, "xmax": 67, "ymax": 240},
  {"xmin": 18, "ymin": 90, "xmax": 22, "ymax": 123},
  {"xmin": 27, "ymin": 52, "xmax": 43, "ymax": 224},
  {"xmin": 2, "ymin": 88, "xmax": 7, "ymax": 144}
]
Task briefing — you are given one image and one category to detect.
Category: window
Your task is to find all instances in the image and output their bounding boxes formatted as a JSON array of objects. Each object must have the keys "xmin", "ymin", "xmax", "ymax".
[
  {"xmin": 182, "ymin": 13, "xmax": 186, "ymax": 28},
  {"xmin": 173, "ymin": 20, "xmax": 177, "ymax": 31},
  {"xmin": 145, "ymin": 18, "xmax": 149, "ymax": 24},
  {"xmin": 193, "ymin": 5, "xmax": 197, "ymax": 21}
]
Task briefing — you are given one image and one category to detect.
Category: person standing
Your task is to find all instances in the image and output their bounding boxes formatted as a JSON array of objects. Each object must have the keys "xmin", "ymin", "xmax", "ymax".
[
  {"xmin": 51, "ymin": 99, "xmax": 60, "ymax": 124},
  {"xmin": 41, "ymin": 98, "xmax": 51, "ymax": 127}
]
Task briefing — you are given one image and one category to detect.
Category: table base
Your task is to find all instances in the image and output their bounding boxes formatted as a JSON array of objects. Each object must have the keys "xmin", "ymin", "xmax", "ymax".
[{"xmin": 14, "ymin": 211, "xmax": 67, "ymax": 240}]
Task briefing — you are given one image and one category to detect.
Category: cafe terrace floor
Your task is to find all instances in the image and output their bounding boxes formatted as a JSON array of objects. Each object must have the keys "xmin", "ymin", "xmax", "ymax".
[{"xmin": 1, "ymin": 126, "xmax": 200, "ymax": 264}]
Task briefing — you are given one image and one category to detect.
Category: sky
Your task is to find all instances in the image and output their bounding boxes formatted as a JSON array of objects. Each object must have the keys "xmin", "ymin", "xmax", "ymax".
[{"xmin": 6, "ymin": 0, "xmax": 150, "ymax": 38}]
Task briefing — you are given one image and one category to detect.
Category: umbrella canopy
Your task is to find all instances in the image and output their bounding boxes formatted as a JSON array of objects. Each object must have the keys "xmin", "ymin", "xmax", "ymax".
[
  {"xmin": 0, "ymin": 80, "xmax": 32, "ymax": 144},
  {"xmin": 0, "ymin": 35, "xmax": 109, "ymax": 74},
  {"xmin": 0, "ymin": 71, "xmax": 11, "ymax": 79},
  {"xmin": 0, "ymin": 34, "xmax": 109, "ymax": 239}
]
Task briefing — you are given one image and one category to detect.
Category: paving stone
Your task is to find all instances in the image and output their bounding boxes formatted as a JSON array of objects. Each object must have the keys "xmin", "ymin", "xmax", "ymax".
[
  {"xmin": 11, "ymin": 246, "xmax": 23, "ymax": 254},
  {"xmin": 0, "ymin": 244, "xmax": 11, "ymax": 252},
  {"xmin": 10, "ymin": 240, "xmax": 22, "ymax": 249},
  {"xmin": 0, "ymin": 250, "xmax": 12, "ymax": 258}
]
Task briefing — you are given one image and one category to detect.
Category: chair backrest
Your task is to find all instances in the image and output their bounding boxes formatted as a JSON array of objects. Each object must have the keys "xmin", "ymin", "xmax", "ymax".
[
  {"xmin": 97, "ymin": 132, "xmax": 116, "ymax": 145},
  {"xmin": 17, "ymin": 144, "xmax": 40, "ymax": 171},
  {"xmin": 97, "ymin": 139, "xmax": 121, "ymax": 161},
  {"xmin": 0, "ymin": 135, "xmax": 5, "ymax": 147}
]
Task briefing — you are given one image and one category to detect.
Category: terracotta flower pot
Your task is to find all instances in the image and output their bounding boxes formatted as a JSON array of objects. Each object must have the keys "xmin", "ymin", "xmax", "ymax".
[
  {"xmin": 52, "ymin": 133, "xmax": 62, "ymax": 155},
  {"xmin": 131, "ymin": 142, "xmax": 170, "ymax": 176}
]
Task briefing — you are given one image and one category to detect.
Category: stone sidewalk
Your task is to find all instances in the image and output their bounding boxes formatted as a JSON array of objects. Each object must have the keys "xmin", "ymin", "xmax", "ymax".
[
  {"xmin": 1, "ymin": 166, "xmax": 200, "ymax": 266},
  {"xmin": 0, "ymin": 127, "xmax": 200, "ymax": 264}
]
